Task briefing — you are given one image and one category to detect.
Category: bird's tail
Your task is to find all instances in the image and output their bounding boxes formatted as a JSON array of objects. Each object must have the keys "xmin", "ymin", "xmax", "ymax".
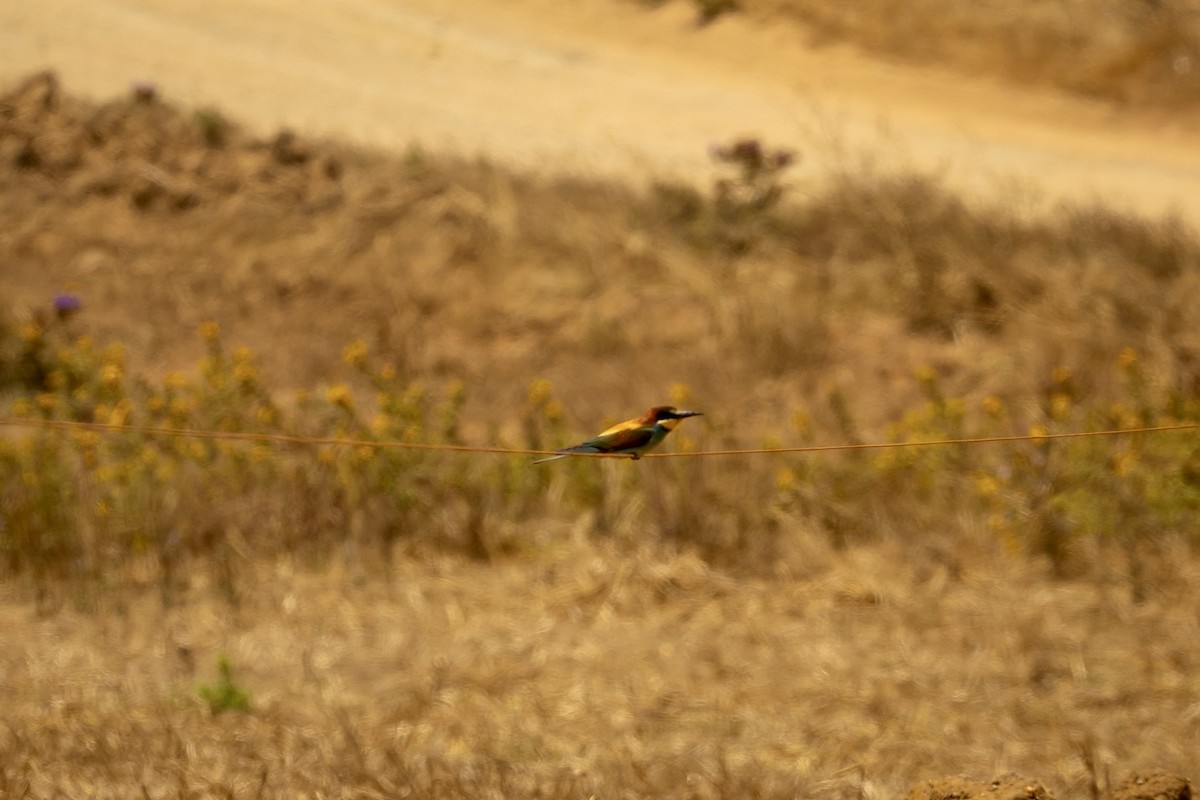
[{"xmin": 532, "ymin": 444, "xmax": 606, "ymax": 465}]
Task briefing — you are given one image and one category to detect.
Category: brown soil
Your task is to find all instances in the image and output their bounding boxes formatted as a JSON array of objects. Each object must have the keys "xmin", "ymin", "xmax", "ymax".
[
  {"xmin": 3, "ymin": 0, "xmax": 1200, "ymax": 223},
  {"xmin": 904, "ymin": 772, "xmax": 1192, "ymax": 800}
]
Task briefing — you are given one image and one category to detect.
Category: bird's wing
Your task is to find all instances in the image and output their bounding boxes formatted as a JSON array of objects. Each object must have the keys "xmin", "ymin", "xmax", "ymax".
[
  {"xmin": 598, "ymin": 417, "xmax": 646, "ymax": 436},
  {"xmin": 534, "ymin": 424, "xmax": 656, "ymax": 464},
  {"xmin": 572, "ymin": 425, "xmax": 657, "ymax": 454}
]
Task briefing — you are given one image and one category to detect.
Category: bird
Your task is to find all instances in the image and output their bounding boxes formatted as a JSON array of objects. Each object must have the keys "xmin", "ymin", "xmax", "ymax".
[{"xmin": 534, "ymin": 406, "xmax": 703, "ymax": 464}]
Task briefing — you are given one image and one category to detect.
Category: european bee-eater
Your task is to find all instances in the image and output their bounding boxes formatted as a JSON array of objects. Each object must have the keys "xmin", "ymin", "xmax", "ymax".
[{"xmin": 534, "ymin": 406, "xmax": 703, "ymax": 464}]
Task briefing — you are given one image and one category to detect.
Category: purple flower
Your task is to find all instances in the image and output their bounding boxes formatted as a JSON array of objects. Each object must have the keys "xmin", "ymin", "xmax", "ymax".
[
  {"xmin": 53, "ymin": 293, "xmax": 82, "ymax": 320},
  {"xmin": 132, "ymin": 80, "xmax": 158, "ymax": 103}
]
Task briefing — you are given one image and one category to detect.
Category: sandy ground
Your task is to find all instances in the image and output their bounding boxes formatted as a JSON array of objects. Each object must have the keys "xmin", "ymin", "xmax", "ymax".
[{"xmin": 4, "ymin": 0, "xmax": 1200, "ymax": 223}]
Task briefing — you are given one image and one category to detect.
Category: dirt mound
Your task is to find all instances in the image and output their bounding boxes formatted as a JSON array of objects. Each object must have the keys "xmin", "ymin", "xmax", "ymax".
[
  {"xmin": 901, "ymin": 774, "xmax": 1056, "ymax": 800},
  {"xmin": 901, "ymin": 772, "xmax": 1191, "ymax": 800},
  {"xmin": 1110, "ymin": 773, "xmax": 1194, "ymax": 800},
  {"xmin": 1, "ymin": 71, "xmax": 374, "ymax": 386},
  {"xmin": 1, "ymin": 71, "xmax": 342, "ymax": 212}
]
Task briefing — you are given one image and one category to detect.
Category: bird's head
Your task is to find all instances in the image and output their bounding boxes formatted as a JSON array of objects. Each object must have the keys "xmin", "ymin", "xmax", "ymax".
[{"xmin": 645, "ymin": 405, "xmax": 703, "ymax": 429}]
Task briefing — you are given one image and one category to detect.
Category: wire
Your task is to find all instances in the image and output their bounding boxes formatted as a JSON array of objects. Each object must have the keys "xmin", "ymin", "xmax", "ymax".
[{"xmin": 1, "ymin": 416, "xmax": 1195, "ymax": 459}]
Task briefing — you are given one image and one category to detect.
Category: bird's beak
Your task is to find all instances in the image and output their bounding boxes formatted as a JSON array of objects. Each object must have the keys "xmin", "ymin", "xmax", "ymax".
[{"xmin": 672, "ymin": 410, "xmax": 703, "ymax": 418}]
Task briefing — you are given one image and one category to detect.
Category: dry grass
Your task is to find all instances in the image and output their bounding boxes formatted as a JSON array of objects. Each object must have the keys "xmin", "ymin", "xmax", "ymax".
[
  {"xmin": 2, "ymin": 73, "xmax": 1200, "ymax": 797},
  {"xmin": 668, "ymin": 0, "xmax": 1200, "ymax": 110},
  {"xmin": 3, "ymin": 536, "xmax": 1199, "ymax": 799}
]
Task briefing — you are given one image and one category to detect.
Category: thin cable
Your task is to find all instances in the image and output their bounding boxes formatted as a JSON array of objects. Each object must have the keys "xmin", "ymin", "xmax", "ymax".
[
  {"xmin": 1, "ymin": 416, "xmax": 1195, "ymax": 459},
  {"xmin": 0, "ymin": 416, "xmax": 549, "ymax": 456},
  {"xmin": 641, "ymin": 421, "xmax": 1200, "ymax": 457}
]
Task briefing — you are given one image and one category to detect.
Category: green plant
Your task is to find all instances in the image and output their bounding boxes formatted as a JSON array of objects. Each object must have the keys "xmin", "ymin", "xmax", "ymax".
[{"xmin": 198, "ymin": 654, "xmax": 252, "ymax": 714}]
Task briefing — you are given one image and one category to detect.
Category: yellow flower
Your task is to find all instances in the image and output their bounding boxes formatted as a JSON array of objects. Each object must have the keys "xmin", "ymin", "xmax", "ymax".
[
  {"xmin": 255, "ymin": 405, "xmax": 278, "ymax": 426},
  {"xmin": 110, "ymin": 400, "xmax": 131, "ymax": 427},
  {"xmin": 94, "ymin": 499, "xmax": 112, "ymax": 519},
  {"xmin": 250, "ymin": 444, "xmax": 271, "ymax": 463},
  {"xmin": 165, "ymin": 371, "xmax": 188, "ymax": 391},
  {"xmin": 189, "ymin": 441, "xmax": 209, "ymax": 461},
  {"xmin": 1117, "ymin": 347, "xmax": 1138, "ymax": 371},
  {"xmin": 168, "ymin": 397, "xmax": 192, "ymax": 420},
  {"xmin": 404, "ymin": 382, "xmax": 427, "ymax": 405},
  {"xmin": 233, "ymin": 362, "xmax": 258, "ymax": 384},
  {"xmin": 444, "ymin": 378, "xmax": 466, "ymax": 402},
  {"xmin": 317, "ymin": 446, "xmax": 337, "ymax": 465},
  {"xmin": 198, "ymin": 320, "xmax": 221, "ymax": 342},
  {"xmin": 775, "ymin": 466, "xmax": 798, "ymax": 492},
  {"xmin": 974, "ymin": 473, "xmax": 1000, "ymax": 497},
  {"xmin": 1051, "ymin": 366, "xmax": 1072, "ymax": 385},
  {"xmin": 326, "ymin": 384, "xmax": 354, "ymax": 410},
  {"xmin": 670, "ymin": 383, "xmax": 692, "ymax": 407},
  {"xmin": 10, "ymin": 398, "xmax": 33, "ymax": 417},
  {"xmin": 793, "ymin": 410, "xmax": 811, "ymax": 436},
  {"xmin": 379, "ymin": 364, "xmax": 397, "ymax": 382},
  {"xmin": 981, "ymin": 395, "xmax": 1004, "ymax": 419},
  {"xmin": 543, "ymin": 399, "xmax": 564, "ymax": 422},
  {"xmin": 1111, "ymin": 450, "xmax": 1138, "ymax": 477},
  {"xmin": 915, "ymin": 365, "xmax": 937, "ymax": 385},
  {"xmin": 103, "ymin": 343, "xmax": 125, "ymax": 366},
  {"xmin": 36, "ymin": 393, "xmax": 57, "ymax": 413},
  {"xmin": 100, "ymin": 363, "xmax": 122, "ymax": 386},
  {"xmin": 1049, "ymin": 393, "xmax": 1071, "ymax": 421},
  {"xmin": 147, "ymin": 393, "xmax": 165, "ymax": 413},
  {"xmin": 75, "ymin": 334, "xmax": 94, "ymax": 352},
  {"xmin": 987, "ymin": 513, "xmax": 1021, "ymax": 553},
  {"xmin": 342, "ymin": 339, "xmax": 368, "ymax": 368},
  {"xmin": 19, "ymin": 322, "xmax": 43, "ymax": 342},
  {"xmin": 154, "ymin": 461, "xmax": 177, "ymax": 483},
  {"xmin": 72, "ymin": 430, "xmax": 100, "ymax": 449},
  {"xmin": 527, "ymin": 378, "xmax": 553, "ymax": 406},
  {"xmin": 1028, "ymin": 423, "xmax": 1049, "ymax": 446}
]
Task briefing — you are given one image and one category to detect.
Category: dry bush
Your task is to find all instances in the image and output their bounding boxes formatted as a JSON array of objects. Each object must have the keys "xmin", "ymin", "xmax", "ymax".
[{"xmin": 733, "ymin": 0, "xmax": 1200, "ymax": 109}]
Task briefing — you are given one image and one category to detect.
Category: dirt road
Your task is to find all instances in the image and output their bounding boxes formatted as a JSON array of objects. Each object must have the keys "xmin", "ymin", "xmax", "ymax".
[{"xmin": 4, "ymin": 0, "xmax": 1200, "ymax": 222}]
